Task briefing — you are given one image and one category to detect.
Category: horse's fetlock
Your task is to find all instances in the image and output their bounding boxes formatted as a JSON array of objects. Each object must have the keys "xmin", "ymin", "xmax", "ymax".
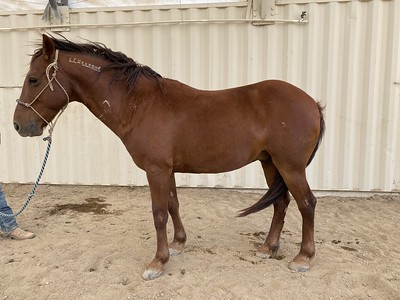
[{"xmin": 176, "ymin": 232, "xmax": 187, "ymax": 243}]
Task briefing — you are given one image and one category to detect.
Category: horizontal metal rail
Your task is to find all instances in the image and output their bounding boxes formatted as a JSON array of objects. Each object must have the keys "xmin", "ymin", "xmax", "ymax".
[{"xmin": 0, "ymin": 17, "xmax": 307, "ymax": 31}]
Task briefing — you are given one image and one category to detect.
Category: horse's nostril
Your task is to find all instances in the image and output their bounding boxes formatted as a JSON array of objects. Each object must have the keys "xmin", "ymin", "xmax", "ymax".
[{"xmin": 14, "ymin": 122, "xmax": 20, "ymax": 132}]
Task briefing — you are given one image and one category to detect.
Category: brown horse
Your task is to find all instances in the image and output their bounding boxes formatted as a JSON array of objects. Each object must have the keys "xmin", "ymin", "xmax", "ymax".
[{"xmin": 13, "ymin": 34, "xmax": 325, "ymax": 280}]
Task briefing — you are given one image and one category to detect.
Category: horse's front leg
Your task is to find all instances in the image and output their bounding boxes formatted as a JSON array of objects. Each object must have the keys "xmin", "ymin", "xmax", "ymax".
[
  {"xmin": 168, "ymin": 173, "xmax": 187, "ymax": 255},
  {"xmin": 142, "ymin": 168, "xmax": 171, "ymax": 281}
]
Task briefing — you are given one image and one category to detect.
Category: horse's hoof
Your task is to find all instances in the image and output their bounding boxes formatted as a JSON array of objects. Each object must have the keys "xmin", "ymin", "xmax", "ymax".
[
  {"xmin": 169, "ymin": 247, "xmax": 182, "ymax": 256},
  {"xmin": 256, "ymin": 250, "xmax": 271, "ymax": 259},
  {"xmin": 288, "ymin": 253, "xmax": 314, "ymax": 272},
  {"xmin": 256, "ymin": 245, "xmax": 277, "ymax": 259},
  {"xmin": 169, "ymin": 241, "xmax": 185, "ymax": 256},
  {"xmin": 142, "ymin": 269, "xmax": 163, "ymax": 281},
  {"xmin": 288, "ymin": 260, "xmax": 310, "ymax": 272}
]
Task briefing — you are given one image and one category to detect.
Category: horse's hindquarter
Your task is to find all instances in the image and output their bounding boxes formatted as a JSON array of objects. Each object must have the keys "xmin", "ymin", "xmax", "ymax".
[{"xmin": 167, "ymin": 80, "xmax": 320, "ymax": 173}]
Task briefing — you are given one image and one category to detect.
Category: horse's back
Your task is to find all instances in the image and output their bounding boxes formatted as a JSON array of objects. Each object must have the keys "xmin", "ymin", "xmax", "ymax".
[{"xmin": 155, "ymin": 78, "xmax": 321, "ymax": 173}]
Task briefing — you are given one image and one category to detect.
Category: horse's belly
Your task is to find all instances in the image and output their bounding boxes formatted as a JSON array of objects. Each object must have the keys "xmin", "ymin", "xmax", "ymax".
[{"xmin": 173, "ymin": 145, "xmax": 262, "ymax": 174}]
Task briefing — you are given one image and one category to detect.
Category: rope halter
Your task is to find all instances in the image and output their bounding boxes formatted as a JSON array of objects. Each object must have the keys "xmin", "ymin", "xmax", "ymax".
[{"xmin": 16, "ymin": 49, "xmax": 70, "ymax": 136}]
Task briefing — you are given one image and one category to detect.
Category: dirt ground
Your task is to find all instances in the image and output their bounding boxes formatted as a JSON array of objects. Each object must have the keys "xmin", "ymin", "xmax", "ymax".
[{"xmin": 1, "ymin": 183, "xmax": 399, "ymax": 300}]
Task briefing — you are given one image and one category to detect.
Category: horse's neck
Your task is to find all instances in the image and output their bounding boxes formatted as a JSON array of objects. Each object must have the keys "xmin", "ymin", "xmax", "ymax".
[{"xmin": 63, "ymin": 53, "xmax": 129, "ymax": 136}]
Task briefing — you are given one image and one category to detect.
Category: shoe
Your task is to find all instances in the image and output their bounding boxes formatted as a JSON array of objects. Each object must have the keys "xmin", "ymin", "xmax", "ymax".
[{"xmin": 1, "ymin": 227, "xmax": 35, "ymax": 240}]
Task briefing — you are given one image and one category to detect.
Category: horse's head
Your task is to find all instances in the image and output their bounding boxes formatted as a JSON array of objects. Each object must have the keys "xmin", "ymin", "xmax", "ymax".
[{"xmin": 13, "ymin": 34, "xmax": 70, "ymax": 137}]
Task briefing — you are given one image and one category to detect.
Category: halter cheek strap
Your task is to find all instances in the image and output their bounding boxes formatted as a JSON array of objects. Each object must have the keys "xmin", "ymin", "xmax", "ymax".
[{"xmin": 16, "ymin": 49, "xmax": 70, "ymax": 135}]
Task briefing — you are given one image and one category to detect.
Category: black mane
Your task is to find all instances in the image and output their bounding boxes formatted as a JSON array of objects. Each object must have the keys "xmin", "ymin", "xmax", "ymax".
[{"xmin": 34, "ymin": 35, "xmax": 162, "ymax": 92}]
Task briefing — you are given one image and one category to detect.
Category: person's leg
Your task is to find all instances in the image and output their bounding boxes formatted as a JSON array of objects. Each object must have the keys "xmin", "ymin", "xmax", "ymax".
[
  {"xmin": 0, "ymin": 185, "xmax": 35, "ymax": 239},
  {"xmin": 0, "ymin": 185, "xmax": 18, "ymax": 234}
]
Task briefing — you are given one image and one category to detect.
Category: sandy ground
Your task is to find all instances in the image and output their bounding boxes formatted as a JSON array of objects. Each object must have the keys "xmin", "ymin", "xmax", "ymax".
[{"xmin": 1, "ymin": 183, "xmax": 399, "ymax": 300}]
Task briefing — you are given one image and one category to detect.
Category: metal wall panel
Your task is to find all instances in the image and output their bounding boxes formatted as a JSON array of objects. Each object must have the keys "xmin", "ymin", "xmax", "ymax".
[{"xmin": 0, "ymin": 0, "xmax": 399, "ymax": 192}]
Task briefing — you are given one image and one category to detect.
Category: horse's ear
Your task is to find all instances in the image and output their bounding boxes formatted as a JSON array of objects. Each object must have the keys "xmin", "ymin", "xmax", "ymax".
[{"xmin": 42, "ymin": 34, "xmax": 55, "ymax": 61}]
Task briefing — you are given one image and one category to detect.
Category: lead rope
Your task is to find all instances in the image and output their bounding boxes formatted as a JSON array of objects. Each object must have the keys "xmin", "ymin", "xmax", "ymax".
[
  {"xmin": 0, "ymin": 50, "xmax": 68, "ymax": 218},
  {"xmin": 0, "ymin": 134, "xmax": 52, "ymax": 218}
]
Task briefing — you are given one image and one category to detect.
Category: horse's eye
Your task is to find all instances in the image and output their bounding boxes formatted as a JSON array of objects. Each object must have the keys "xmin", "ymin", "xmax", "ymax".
[{"xmin": 29, "ymin": 77, "xmax": 39, "ymax": 86}]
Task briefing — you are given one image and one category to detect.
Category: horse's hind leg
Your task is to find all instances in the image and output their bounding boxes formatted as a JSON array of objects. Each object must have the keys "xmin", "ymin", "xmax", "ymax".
[
  {"xmin": 257, "ymin": 160, "xmax": 291, "ymax": 258},
  {"xmin": 279, "ymin": 168, "xmax": 317, "ymax": 272},
  {"xmin": 168, "ymin": 173, "xmax": 187, "ymax": 255}
]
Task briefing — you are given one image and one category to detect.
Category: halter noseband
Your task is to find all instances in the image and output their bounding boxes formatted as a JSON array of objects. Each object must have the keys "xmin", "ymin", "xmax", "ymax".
[{"xmin": 16, "ymin": 49, "xmax": 70, "ymax": 135}]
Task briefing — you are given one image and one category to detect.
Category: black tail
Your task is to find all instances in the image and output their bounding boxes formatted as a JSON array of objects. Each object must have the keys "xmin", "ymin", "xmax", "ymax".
[
  {"xmin": 237, "ymin": 172, "xmax": 288, "ymax": 217},
  {"xmin": 307, "ymin": 102, "xmax": 325, "ymax": 166},
  {"xmin": 237, "ymin": 102, "xmax": 325, "ymax": 217}
]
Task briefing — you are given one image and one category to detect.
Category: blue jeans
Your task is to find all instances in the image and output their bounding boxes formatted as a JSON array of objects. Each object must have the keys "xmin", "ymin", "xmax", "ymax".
[{"xmin": 0, "ymin": 185, "xmax": 18, "ymax": 234}]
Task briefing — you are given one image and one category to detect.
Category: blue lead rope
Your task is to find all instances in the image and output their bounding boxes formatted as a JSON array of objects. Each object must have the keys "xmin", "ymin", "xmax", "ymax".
[{"xmin": 0, "ymin": 135, "xmax": 52, "ymax": 218}]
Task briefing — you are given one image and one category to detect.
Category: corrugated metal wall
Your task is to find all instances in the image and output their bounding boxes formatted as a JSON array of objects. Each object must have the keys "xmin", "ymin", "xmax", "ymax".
[{"xmin": 0, "ymin": 0, "xmax": 399, "ymax": 192}]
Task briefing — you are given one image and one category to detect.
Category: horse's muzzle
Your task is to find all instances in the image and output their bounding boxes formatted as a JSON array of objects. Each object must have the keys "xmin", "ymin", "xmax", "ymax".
[
  {"xmin": 13, "ymin": 120, "xmax": 44, "ymax": 137},
  {"xmin": 13, "ymin": 122, "xmax": 20, "ymax": 132}
]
